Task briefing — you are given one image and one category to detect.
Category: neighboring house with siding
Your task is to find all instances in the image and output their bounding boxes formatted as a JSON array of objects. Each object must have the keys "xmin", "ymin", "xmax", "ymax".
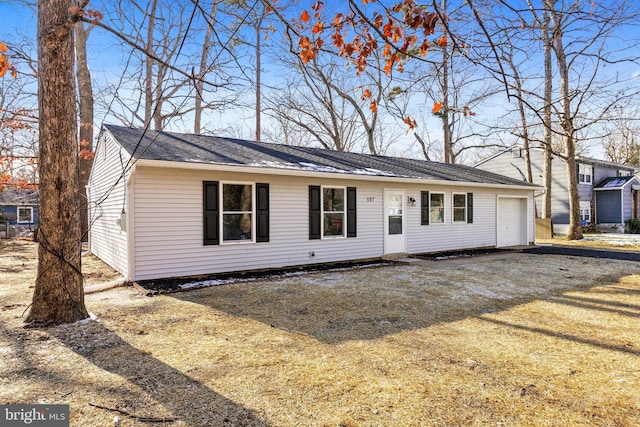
[
  {"xmin": 0, "ymin": 189, "xmax": 39, "ymax": 238},
  {"xmin": 88, "ymin": 125, "xmax": 539, "ymax": 282},
  {"xmin": 475, "ymin": 145, "xmax": 640, "ymax": 233}
]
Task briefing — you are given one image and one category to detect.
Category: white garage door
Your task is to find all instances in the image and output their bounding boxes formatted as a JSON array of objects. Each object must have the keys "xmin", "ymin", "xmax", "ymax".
[{"xmin": 497, "ymin": 198, "xmax": 526, "ymax": 247}]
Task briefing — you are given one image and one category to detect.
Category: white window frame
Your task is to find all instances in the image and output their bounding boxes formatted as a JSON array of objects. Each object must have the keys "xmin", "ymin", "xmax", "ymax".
[
  {"xmin": 578, "ymin": 164, "xmax": 593, "ymax": 185},
  {"xmin": 579, "ymin": 201, "xmax": 591, "ymax": 223},
  {"xmin": 321, "ymin": 185, "xmax": 346, "ymax": 238},
  {"xmin": 452, "ymin": 192, "xmax": 467, "ymax": 223},
  {"xmin": 17, "ymin": 206, "xmax": 33, "ymax": 224},
  {"xmin": 618, "ymin": 170, "xmax": 632, "ymax": 177},
  {"xmin": 220, "ymin": 181, "xmax": 255, "ymax": 244},
  {"xmin": 429, "ymin": 192, "xmax": 445, "ymax": 224}
]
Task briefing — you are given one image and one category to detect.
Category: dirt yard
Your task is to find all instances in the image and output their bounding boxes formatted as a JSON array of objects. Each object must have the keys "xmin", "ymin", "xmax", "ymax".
[{"xmin": 1, "ymin": 239, "xmax": 639, "ymax": 426}]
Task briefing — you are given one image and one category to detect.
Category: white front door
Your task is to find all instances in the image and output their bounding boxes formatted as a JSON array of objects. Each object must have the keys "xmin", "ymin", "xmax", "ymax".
[{"xmin": 384, "ymin": 190, "xmax": 405, "ymax": 254}]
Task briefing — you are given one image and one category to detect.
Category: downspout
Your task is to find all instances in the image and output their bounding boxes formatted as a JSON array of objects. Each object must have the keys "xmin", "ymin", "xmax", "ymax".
[
  {"xmin": 84, "ymin": 277, "xmax": 128, "ymax": 294},
  {"xmin": 126, "ymin": 164, "xmax": 136, "ymax": 282}
]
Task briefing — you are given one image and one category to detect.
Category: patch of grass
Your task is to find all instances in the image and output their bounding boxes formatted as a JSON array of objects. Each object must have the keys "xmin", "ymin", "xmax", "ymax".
[
  {"xmin": 1, "ymin": 241, "xmax": 639, "ymax": 426},
  {"xmin": 537, "ymin": 235, "xmax": 640, "ymax": 252}
]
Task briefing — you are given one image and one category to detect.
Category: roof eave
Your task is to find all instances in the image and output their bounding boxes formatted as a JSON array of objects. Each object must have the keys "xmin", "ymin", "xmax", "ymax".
[{"xmin": 135, "ymin": 159, "xmax": 541, "ymax": 191}]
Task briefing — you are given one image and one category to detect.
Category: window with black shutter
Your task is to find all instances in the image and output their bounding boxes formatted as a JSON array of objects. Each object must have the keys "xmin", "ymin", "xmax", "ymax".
[{"xmin": 204, "ymin": 181, "xmax": 269, "ymax": 245}]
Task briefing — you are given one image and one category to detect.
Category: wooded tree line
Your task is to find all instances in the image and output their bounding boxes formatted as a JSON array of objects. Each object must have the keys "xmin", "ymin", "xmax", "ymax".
[{"xmin": 1, "ymin": 0, "xmax": 640, "ymax": 324}]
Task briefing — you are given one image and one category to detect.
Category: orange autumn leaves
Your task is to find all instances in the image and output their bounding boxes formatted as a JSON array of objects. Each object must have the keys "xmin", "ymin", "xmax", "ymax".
[
  {"xmin": 295, "ymin": 1, "xmax": 439, "ymax": 73},
  {"xmin": 293, "ymin": 1, "xmax": 441, "ymax": 128},
  {"xmin": 0, "ymin": 42, "xmax": 17, "ymax": 79}
]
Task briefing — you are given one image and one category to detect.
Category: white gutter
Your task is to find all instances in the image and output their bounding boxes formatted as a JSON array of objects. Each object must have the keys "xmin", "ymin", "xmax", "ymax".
[{"xmin": 134, "ymin": 159, "xmax": 543, "ymax": 191}]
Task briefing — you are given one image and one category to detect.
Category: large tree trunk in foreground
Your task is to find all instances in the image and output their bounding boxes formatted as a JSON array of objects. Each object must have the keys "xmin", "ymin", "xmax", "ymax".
[{"xmin": 26, "ymin": 0, "xmax": 88, "ymax": 325}]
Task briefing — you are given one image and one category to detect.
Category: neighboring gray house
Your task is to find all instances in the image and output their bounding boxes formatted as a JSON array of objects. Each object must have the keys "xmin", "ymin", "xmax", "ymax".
[
  {"xmin": 88, "ymin": 125, "xmax": 539, "ymax": 282},
  {"xmin": 0, "ymin": 189, "xmax": 39, "ymax": 238},
  {"xmin": 475, "ymin": 145, "xmax": 640, "ymax": 233}
]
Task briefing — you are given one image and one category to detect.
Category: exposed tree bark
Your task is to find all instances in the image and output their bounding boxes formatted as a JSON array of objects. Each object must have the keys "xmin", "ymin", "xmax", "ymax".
[
  {"xmin": 255, "ymin": 11, "xmax": 264, "ymax": 142},
  {"xmin": 75, "ymin": 21, "xmax": 93, "ymax": 242},
  {"xmin": 27, "ymin": 0, "xmax": 88, "ymax": 325},
  {"xmin": 541, "ymin": 6, "xmax": 553, "ymax": 220},
  {"xmin": 546, "ymin": 0, "xmax": 582, "ymax": 240},
  {"xmin": 194, "ymin": 1, "xmax": 219, "ymax": 134},
  {"xmin": 144, "ymin": 0, "xmax": 158, "ymax": 128},
  {"xmin": 440, "ymin": 5, "xmax": 452, "ymax": 164}
]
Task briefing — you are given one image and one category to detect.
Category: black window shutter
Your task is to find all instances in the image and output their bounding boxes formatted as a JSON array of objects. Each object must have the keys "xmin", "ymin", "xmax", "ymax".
[
  {"xmin": 309, "ymin": 185, "xmax": 321, "ymax": 239},
  {"xmin": 467, "ymin": 192, "xmax": 473, "ymax": 224},
  {"xmin": 203, "ymin": 181, "xmax": 219, "ymax": 245},
  {"xmin": 347, "ymin": 187, "xmax": 357, "ymax": 238},
  {"xmin": 421, "ymin": 191, "xmax": 430, "ymax": 225},
  {"xmin": 256, "ymin": 183, "xmax": 269, "ymax": 242}
]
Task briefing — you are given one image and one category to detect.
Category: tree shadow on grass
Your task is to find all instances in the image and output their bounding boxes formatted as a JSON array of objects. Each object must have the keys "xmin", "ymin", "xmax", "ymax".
[
  {"xmin": 48, "ymin": 321, "xmax": 268, "ymax": 426},
  {"xmin": 168, "ymin": 261, "xmax": 640, "ymax": 346}
]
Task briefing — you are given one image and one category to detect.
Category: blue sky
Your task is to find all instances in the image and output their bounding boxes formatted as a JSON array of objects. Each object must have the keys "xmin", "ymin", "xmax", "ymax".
[{"xmin": 1, "ymin": 0, "xmax": 639, "ymax": 162}]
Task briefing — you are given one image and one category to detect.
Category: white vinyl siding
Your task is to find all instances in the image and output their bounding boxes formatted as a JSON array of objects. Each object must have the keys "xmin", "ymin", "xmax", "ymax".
[
  {"xmin": 130, "ymin": 168, "xmax": 382, "ymax": 281},
  {"xmin": 87, "ymin": 132, "xmax": 130, "ymax": 276},
  {"xmin": 126, "ymin": 166, "xmax": 535, "ymax": 281}
]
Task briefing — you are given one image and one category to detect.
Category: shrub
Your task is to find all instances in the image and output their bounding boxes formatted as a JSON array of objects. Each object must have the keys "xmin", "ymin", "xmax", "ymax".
[{"xmin": 625, "ymin": 218, "xmax": 640, "ymax": 234}]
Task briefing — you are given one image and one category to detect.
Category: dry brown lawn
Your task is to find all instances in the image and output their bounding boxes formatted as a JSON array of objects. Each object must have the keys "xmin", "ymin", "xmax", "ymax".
[{"xmin": 1, "ymin": 239, "xmax": 640, "ymax": 426}]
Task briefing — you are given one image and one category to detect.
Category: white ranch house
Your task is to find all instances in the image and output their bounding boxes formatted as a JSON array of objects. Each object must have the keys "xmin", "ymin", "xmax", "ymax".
[{"xmin": 88, "ymin": 125, "xmax": 539, "ymax": 282}]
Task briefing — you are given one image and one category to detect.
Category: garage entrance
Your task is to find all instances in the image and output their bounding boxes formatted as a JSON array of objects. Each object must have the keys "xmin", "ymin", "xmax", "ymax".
[{"xmin": 497, "ymin": 197, "xmax": 527, "ymax": 247}]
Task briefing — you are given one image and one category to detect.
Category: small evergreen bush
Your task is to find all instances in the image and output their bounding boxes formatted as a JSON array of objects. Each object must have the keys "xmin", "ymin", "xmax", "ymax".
[{"xmin": 625, "ymin": 218, "xmax": 640, "ymax": 234}]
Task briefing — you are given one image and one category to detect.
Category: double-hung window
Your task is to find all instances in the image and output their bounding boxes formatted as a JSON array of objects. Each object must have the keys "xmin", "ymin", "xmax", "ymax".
[
  {"xmin": 322, "ymin": 187, "xmax": 345, "ymax": 237},
  {"xmin": 17, "ymin": 207, "xmax": 33, "ymax": 223},
  {"xmin": 430, "ymin": 192, "xmax": 445, "ymax": 224},
  {"xmin": 222, "ymin": 183, "xmax": 254, "ymax": 242},
  {"xmin": 453, "ymin": 193, "xmax": 467, "ymax": 222},
  {"xmin": 579, "ymin": 201, "xmax": 591, "ymax": 223},
  {"xmin": 309, "ymin": 185, "xmax": 356, "ymax": 239},
  {"xmin": 204, "ymin": 181, "xmax": 269, "ymax": 246},
  {"xmin": 578, "ymin": 164, "xmax": 592, "ymax": 185}
]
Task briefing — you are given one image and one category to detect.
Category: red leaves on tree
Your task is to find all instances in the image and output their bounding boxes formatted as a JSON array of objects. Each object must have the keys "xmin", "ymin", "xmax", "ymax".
[
  {"xmin": 299, "ymin": 36, "xmax": 316, "ymax": 63},
  {"xmin": 0, "ymin": 42, "xmax": 17, "ymax": 79},
  {"xmin": 461, "ymin": 105, "xmax": 476, "ymax": 117},
  {"xmin": 69, "ymin": 6, "xmax": 103, "ymax": 24},
  {"xmin": 292, "ymin": 0, "xmax": 439, "ymax": 77},
  {"xmin": 432, "ymin": 102, "xmax": 443, "ymax": 114},
  {"xmin": 403, "ymin": 116, "xmax": 417, "ymax": 130}
]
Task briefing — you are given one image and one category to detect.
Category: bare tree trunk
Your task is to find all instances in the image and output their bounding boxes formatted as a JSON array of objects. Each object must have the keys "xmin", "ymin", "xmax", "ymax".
[
  {"xmin": 255, "ymin": 12, "xmax": 263, "ymax": 142},
  {"xmin": 75, "ymin": 21, "xmax": 93, "ymax": 242},
  {"xmin": 153, "ymin": 63, "xmax": 164, "ymax": 130},
  {"xmin": 27, "ymin": 0, "xmax": 88, "ymax": 325},
  {"xmin": 547, "ymin": 0, "xmax": 582, "ymax": 240},
  {"xmin": 144, "ymin": 0, "xmax": 158, "ymax": 128},
  {"xmin": 195, "ymin": 1, "xmax": 218, "ymax": 135},
  {"xmin": 542, "ymin": 5, "xmax": 553, "ymax": 219}
]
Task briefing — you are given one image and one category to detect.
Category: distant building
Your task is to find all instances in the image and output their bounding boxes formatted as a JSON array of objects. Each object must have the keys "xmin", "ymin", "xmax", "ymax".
[
  {"xmin": 0, "ymin": 189, "xmax": 39, "ymax": 238},
  {"xmin": 475, "ymin": 145, "xmax": 640, "ymax": 233}
]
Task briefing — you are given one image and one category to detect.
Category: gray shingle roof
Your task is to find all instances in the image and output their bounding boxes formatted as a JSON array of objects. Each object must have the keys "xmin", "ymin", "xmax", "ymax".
[
  {"xmin": 0, "ymin": 189, "xmax": 40, "ymax": 206},
  {"xmin": 104, "ymin": 124, "xmax": 536, "ymax": 188}
]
